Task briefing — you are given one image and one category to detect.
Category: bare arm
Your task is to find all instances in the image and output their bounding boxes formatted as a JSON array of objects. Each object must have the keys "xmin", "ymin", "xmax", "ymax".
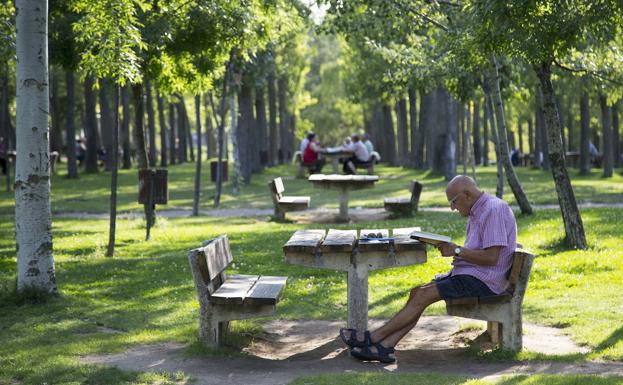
[{"xmin": 437, "ymin": 243, "xmax": 503, "ymax": 266}]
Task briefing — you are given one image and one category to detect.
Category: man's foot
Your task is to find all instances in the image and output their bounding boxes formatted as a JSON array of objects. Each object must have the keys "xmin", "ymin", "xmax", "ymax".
[
  {"xmin": 339, "ymin": 328, "xmax": 371, "ymax": 348},
  {"xmin": 351, "ymin": 342, "xmax": 396, "ymax": 363}
]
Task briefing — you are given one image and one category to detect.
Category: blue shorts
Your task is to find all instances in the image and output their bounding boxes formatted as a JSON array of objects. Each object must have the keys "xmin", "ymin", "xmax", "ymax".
[{"xmin": 434, "ymin": 274, "xmax": 495, "ymax": 300}]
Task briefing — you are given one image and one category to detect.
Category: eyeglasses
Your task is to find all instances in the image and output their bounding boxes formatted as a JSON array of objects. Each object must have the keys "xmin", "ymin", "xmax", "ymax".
[{"xmin": 448, "ymin": 190, "xmax": 464, "ymax": 206}]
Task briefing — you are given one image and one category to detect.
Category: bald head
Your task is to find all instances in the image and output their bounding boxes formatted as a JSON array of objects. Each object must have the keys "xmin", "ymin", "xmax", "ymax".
[{"xmin": 446, "ymin": 175, "xmax": 482, "ymax": 217}]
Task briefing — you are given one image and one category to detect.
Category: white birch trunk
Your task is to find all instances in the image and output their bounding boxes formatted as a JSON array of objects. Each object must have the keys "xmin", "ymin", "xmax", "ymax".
[{"xmin": 15, "ymin": 0, "xmax": 56, "ymax": 292}]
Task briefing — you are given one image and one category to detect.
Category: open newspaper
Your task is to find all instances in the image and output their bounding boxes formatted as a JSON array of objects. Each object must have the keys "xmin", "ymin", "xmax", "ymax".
[{"xmin": 410, "ymin": 230, "xmax": 451, "ymax": 246}]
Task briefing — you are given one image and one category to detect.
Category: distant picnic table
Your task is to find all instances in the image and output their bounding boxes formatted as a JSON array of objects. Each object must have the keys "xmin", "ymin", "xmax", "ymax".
[
  {"xmin": 283, "ymin": 227, "xmax": 427, "ymax": 331},
  {"xmin": 308, "ymin": 174, "xmax": 379, "ymax": 221},
  {"xmin": 318, "ymin": 147, "xmax": 353, "ymax": 173}
]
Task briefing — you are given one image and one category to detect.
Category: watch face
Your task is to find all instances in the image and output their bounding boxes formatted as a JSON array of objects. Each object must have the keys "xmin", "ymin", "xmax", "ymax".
[{"xmin": 454, "ymin": 247, "xmax": 461, "ymax": 254}]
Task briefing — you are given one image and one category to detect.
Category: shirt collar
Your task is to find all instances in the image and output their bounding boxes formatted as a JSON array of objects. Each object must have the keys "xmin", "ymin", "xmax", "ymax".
[{"xmin": 469, "ymin": 192, "xmax": 488, "ymax": 218}]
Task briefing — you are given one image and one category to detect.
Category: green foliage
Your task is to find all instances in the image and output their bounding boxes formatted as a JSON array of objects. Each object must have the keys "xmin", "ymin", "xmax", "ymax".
[{"xmin": 0, "ymin": 0, "xmax": 15, "ymax": 65}]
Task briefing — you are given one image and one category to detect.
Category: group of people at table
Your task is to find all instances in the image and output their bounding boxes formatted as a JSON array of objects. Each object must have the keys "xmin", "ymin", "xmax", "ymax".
[{"xmin": 300, "ymin": 132, "xmax": 374, "ymax": 174}]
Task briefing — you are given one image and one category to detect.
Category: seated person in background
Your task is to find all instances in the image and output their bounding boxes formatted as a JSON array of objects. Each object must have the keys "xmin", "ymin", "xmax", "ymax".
[
  {"xmin": 302, "ymin": 133, "xmax": 325, "ymax": 174},
  {"xmin": 363, "ymin": 133, "xmax": 374, "ymax": 155},
  {"xmin": 300, "ymin": 131, "xmax": 314, "ymax": 153},
  {"xmin": 339, "ymin": 175, "xmax": 517, "ymax": 363},
  {"xmin": 76, "ymin": 138, "xmax": 87, "ymax": 166},
  {"xmin": 510, "ymin": 148, "xmax": 521, "ymax": 166},
  {"xmin": 342, "ymin": 134, "xmax": 370, "ymax": 174}
]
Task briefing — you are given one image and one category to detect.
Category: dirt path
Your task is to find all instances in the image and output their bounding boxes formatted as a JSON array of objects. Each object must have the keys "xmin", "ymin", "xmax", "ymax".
[{"xmin": 81, "ymin": 316, "xmax": 623, "ymax": 385}]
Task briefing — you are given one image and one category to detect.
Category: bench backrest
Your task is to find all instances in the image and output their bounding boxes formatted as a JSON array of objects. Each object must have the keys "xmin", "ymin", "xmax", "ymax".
[
  {"xmin": 188, "ymin": 235, "xmax": 233, "ymax": 298},
  {"xmin": 507, "ymin": 249, "xmax": 535, "ymax": 299},
  {"xmin": 268, "ymin": 177, "xmax": 285, "ymax": 203},
  {"xmin": 410, "ymin": 180, "xmax": 423, "ymax": 204}
]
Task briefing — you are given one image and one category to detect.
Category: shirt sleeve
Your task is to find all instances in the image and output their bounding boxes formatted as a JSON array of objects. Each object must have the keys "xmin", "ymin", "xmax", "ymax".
[{"xmin": 480, "ymin": 205, "xmax": 510, "ymax": 249}]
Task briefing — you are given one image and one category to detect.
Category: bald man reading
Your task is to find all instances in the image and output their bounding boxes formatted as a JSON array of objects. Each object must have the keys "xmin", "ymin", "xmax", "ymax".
[{"xmin": 339, "ymin": 175, "xmax": 517, "ymax": 363}]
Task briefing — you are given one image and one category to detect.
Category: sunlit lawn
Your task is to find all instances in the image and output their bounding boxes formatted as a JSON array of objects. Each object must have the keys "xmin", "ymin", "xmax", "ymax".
[{"xmin": 0, "ymin": 163, "xmax": 622, "ymax": 384}]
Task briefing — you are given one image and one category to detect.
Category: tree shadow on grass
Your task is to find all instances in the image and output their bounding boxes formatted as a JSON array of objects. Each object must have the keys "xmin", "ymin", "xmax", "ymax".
[{"xmin": 594, "ymin": 326, "xmax": 623, "ymax": 354}]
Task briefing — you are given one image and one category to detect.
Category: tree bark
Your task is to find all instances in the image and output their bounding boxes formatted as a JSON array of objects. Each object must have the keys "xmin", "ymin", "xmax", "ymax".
[
  {"xmin": 106, "ymin": 85, "xmax": 120, "ymax": 257},
  {"xmin": 488, "ymin": 57, "xmax": 532, "ymax": 214},
  {"xmin": 168, "ymin": 102, "xmax": 176, "ymax": 165},
  {"xmin": 238, "ymin": 77, "xmax": 253, "ymax": 183},
  {"xmin": 255, "ymin": 82, "xmax": 267, "ymax": 167},
  {"xmin": 230, "ymin": 94, "xmax": 240, "ymax": 194},
  {"xmin": 204, "ymin": 96, "xmax": 215, "ymax": 160},
  {"xmin": 121, "ymin": 85, "xmax": 132, "ymax": 169},
  {"xmin": 176, "ymin": 98, "xmax": 188, "ymax": 163},
  {"xmin": 517, "ymin": 119, "xmax": 523, "ymax": 154},
  {"xmin": 15, "ymin": 0, "xmax": 56, "ymax": 292},
  {"xmin": 99, "ymin": 78, "xmax": 114, "ymax": 171},
  {"xmin": 460, "ymin": 103, "xmax": 467, "ymax": 175},
  {"xmin": 132, "ymin": 83, "xmax": 148, "ymax": 170},
  {"xmin": 444, "ymin": 90, "xmax": 457, "ymax": 181},
  {"xmin": 383, "ymin": 104, "xmax": 397, "ymax": 165},
  {"xmin": 192, "ymin": 95, "xmax": 202, "ymax": 216},
  {"xmin": 156, "ymin": 91, "xmax": 168, "ymax": 167},
  {"xmin": 527, "ymin": 117, "xmax": 533, "ymax": 159},
  {"xmin": 65, "ymin": 71, "xmax": 78, "ymax": 178},
  {"xmin": 267, "ymin": 67, "xmax": 277, "ymax": 166},
  {"xmin": 613, "ymin": 101, "xmax": 620, "ymax": 167},
  {"xmin": 482, "ymin": 96, "xmax": 489, "ymax": 167},
  {"xmin": 466, "ymin": 102, "xmax": 476, "ymax": 180},
  {"xmin": 485, "ymin": 87, "xmax": 504, "ymax": 198},
  {"xmin": 599, "ymin": 94, "xmax": 613, "ymax": 177},
  {"xmin": 579, "ymin": 90, "xmax": 590, "ymax": 175},
  {"xmin": 84, "ymin": 76, "xmax": 99, "ymax": 173},
  {"xmin": 145, "ymin": 80, "xmax": 156, "ymax": 167},
  {"xmin": 408, "ymin": 88, "xmax": 420, "ymax": 168},
  {"xmin": 534, "ymin": 60, "xmax": 586, "ymax": 249},
  {"xmin": 396, "ymin": 97, "xmax": 409, "ymax": 166},
  {"xmin": 49, "ymin": 69, "xmax": 62, "ymax": 153},
  {"xmin": 278, "ymin": 75, "xmax": 288, "ymax": 164},
  {"xmin": 536, "ymin": 89, "xmax": 550, "ymax": 170}
]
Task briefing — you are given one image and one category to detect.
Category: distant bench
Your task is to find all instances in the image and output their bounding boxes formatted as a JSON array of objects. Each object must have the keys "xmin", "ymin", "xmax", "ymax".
[
  {"xmin": 268, "ymin": 177, "xmax": 310, "ymax": 221},
  {"xmin": 445, "ymin": 248, "xmax": 535, "ymax": 351},
  {"xmin": 383, "ymin": 180, "xmax": 423, "ymax": 216},
  {"xmin": 188, "ymin": 235, "xmax": 288, "ymax": 347}
]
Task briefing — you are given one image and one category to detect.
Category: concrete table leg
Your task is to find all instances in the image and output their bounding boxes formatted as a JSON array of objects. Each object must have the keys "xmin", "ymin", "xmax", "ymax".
[
  {"xmin": 338, "ymin": 189, "xmax": 349, "ymax": 221},
  {"xmin": 331, "ymin": 158, "xmax": 339, "ymax": 173},
  {"xmin": 347, "ymin": 262, "xmax": 369, "ymax": 331}
]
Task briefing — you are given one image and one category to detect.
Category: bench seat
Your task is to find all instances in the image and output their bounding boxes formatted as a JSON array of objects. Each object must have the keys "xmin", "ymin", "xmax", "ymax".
[
  {"xmin": 268, "ymin": 177, "xmax": 311, "ymax": 221},
  {"xmin": 384, "ymin": 180, "xmax": 423, "ymax": 215},
  {"xmin": 188, "ymin": 235, "xmax": 288, "ymax": 347}
]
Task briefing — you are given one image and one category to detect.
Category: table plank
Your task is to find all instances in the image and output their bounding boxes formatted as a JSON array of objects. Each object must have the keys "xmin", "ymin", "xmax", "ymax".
[
  {"xmin": 393, "ymin": 227, "xmax": 426, "ymax": 252},
  {"xmin": 283, "ymin": 229, "xmax": 326, "ymax": 254},
  {"xmin": 244, "ymin": 276, "xmax": 288, "ymax": 306},
  {"xmin": 320, "ymin": 229, "xmax": 357, "ymax": 253},
  {"xmin": 358, "ymin": 229, "xmax": 391, "ymax": 252},
  {"xmin": 211, "ymin": 274, "xmax": 259, "ymax": 305}
]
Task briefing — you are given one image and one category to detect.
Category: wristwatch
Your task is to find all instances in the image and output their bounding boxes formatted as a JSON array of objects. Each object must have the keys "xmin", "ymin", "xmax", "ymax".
[{"xmin": 454, "ymin": 246, "xmax": 462, "ymax": 256}]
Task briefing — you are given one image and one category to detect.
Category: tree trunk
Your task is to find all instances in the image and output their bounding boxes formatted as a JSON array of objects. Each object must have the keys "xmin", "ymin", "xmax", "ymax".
[
  {"xmin": 278, "ymin": 75, "xmax": 288, "ymax": 164},
  {"xmin": 49, "ymin": 69, "xmax": 62, "ymax": 153},
  {"xmin": 517, "ymin": 119, "xmax": 524, "ymax": 154},
  {"xmin": 579, "ymin": 90, "xmax": 590, "ymax": 175},
  {"xmin": 204, "ymin": 97, "xmax": 216, "ymax": 160},
  {"xmin": 460, "ymin": 103, "xmax": 467, "ymax": 175},
  {"xmin": 121, "ymin": 86, "xmax": 132, "ymax": 169},
  {"xmin": 99, "ymin": 78, "xmax": 114, "ymax": 171},
  {"xmin": 192, "ymin": 95, "xmax": 202, "ymax": 216},
  {"xmin": 396, "ymin": 97, "xmax": 408, "ymax": 166},
  {"xmin": 383, "ymin": 104, "xmax": 397, "ymax": 165},
  {"xmin": 482, "ymin": 96, "xmax": 489, "ymax": 167},
  {"xmin": 230, "ymin": 94, "xmax": 240, "ymax": 194},
  {"xmin": 472, "ymin": 100, "xmax": 481, "ymax": 165},
  {"xmin": 372, "ymin": 103, "xmax": 385, "ymax": 160},
  {"xmin": 238, "ymin": 77, "xmax": 253, "ymax": 183},
  {"xmin": 537, "ymin": 89, "xmax": 550, "ymax": 170},
  {"xmin": 430, "ymin": 88, "xmax": 444, "ymax": 172},
  {"xmin": 444, "ymin": 90, "xmax": 457, "ymax": 181},
  {"xmin": 145, "ymin": 80, "xmax": 156, "ymax": 167},
  {"xmin": 176, "ymin": 98, "xmax": 188, "ymax": 163},
  {"xmin": 15, "ymin": 0, "xmax": 56, "ymax": 292},
  {"xmin": 185, "ymin": 101, "xmax": 194, "ymax": 163},
  {"xmin": 488, "ymin": 57, "xmax": 532, "ymax": 214},
  {"xmin": 466, "ymin": 102, "xmax": 476, "ymax": 180},
  {"xmin": 256, "ymin": 82, "xmax": 267, "ymax": 168},
  {"xmin": 534, "ymin": 60, "xmax": 586, "ymax": 249},
  {"xmin": 106, "ymin": 85, "xmax": 120, "ymax": 257},
  {"xmin": 156, "ymin": 91, "xmax": 168, "ymax": 167},
  {"xmin": 408, "ymin": 88, "xmax": 420, "ymax": 168},
  {"xmin": 132, "ymin": 83, "xmax": 148, "ymax": 169},
  {"xmin": 267, "ymin": 68, "xmax": 277, "ymax": 166},
  {"xmin": 84, "ymin": 76, "xmax": 99, "ymax": 173},
  {"xmin": 1, "ymin": 69, "xmax": 11, "ymax": 191},
  {"xmin": 613, "ymin": 101, "xmax": 620, "ymax": 167},
  {"xmin": 168, "ymin": 102, "xmax": 176, "ymax": 165},
  {"xmin": 65, "ymin": 71, "xmax": 78, "ymax": 178},
  {"xmin": 599, "ymin": 94, "xmax": 613, "ymax": 177},
  {"xmin": 527, "ymin": 117, "xmax": 533, "ymax": 158},
  {"xmin": 485, "ymin": 87, "xmax": 504, "ymax": 198}
]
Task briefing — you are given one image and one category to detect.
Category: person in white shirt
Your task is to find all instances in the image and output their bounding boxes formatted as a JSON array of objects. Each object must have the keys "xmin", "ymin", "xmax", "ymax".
[{"xmin": 343, "ymin": 134, "xmax": 370, "ymax": 174}]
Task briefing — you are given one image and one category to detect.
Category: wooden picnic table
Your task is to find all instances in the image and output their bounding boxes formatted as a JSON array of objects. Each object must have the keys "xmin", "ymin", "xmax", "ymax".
[
  {"xmin": 308, "ymin": 174, "xmax": 379, "ymax": 221},
  {"xmin": 319, "ymin": 147, "xmax": 353, "ymax": 173},
  {"xmin": 283, "ymin": 227, "xmax": 427, "ymax": 331}
]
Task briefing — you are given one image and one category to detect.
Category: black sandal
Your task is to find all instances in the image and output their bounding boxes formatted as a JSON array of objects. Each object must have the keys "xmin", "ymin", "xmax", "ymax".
[
  {"xmin": 351, "ymin": 342, "xmax": 396, "ymax": 363},
  {"xmin": 339, "ymin": 328, "xmax": 371, "ymax": 348}
]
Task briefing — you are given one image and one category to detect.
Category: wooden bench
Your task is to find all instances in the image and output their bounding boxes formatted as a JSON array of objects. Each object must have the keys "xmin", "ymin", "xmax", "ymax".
[
  {"xmin": 354, "ymin": 161, "xmax": 374, "ymax": 175},
  {"xmin": 268, "ymin": 177, "xmax": 310, "ymax": 221},
  {"xmin": 445, "ymin": 248, "xmax": 535, "ymax": 352},
  {"xmin": 384, "ymin": 180, "xmax": 423, "ymax": 215},
  {"xmin": 188, "ymin": 235, "xmax": 288, "ymax": 347}
]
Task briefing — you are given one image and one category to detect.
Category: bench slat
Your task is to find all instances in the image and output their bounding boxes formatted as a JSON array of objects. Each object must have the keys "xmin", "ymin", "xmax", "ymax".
[
  {"xmin": 211, "ymin": 274, "xmax": 259, "ymax": 305},
  {"xmin": 358, "ymin": 229, "xmax": 390, "ymax": 252},
  {"xmin": 283, "ymin": 229, "xmax": 326, "ymax": 254},
  {"xmin": 244, "ymin": 276, "xmax": 288, "ymax": 306},
  {"xmin": 203, "ymin": 235, "xmax": 233, "ymax": 281},
  {"xmin": 320, "ymin": 229, "xmax": 357, "ymax": 253},
  {"xmin": 279, "ymin": 196, "xmax": 311, "ymax": 204},
  {"xmin": 392, "ymin": 227, "xmax": 425, "ymax": 252}
]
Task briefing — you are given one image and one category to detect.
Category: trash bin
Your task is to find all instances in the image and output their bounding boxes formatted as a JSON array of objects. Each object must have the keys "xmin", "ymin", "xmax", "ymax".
[
  {"xmin": 138, "ymin": 168, "xmax": 168, "ymax": 205},
  {"xmin": 210, "ymin": 161, "xmax": 228, "ymax": 182}
]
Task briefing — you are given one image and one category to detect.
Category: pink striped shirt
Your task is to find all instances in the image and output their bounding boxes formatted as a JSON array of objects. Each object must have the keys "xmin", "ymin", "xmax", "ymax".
[{"xmin": 451, "ymin": 192, "xmax": 517, "ymax": 294}]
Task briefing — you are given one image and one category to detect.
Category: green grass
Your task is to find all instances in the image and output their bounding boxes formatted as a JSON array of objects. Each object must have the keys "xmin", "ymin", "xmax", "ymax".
[
  {"xmin": 1, "ymin": 163, "xmax": 623, "ymax": 384},
  {"xmin": 0, "ymin": 162, "xmax": 621, "ymax": 215}
]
